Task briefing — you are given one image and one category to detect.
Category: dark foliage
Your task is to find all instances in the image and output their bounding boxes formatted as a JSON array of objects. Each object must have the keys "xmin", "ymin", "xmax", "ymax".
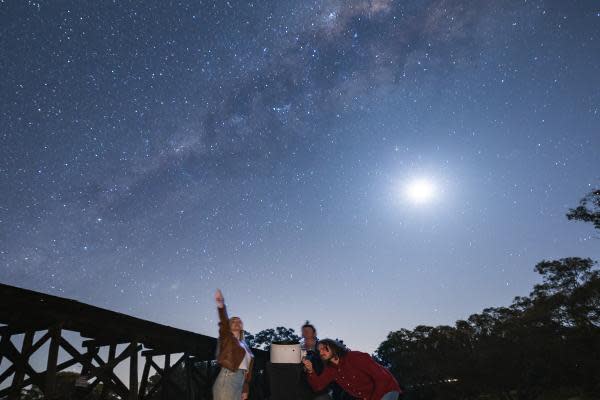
[
  {"xmin": 567, "ymin": 189, "xmax": 600, "ymax": 231},
  {"xmin": 376, "ymin": 188, "xmax": 600, "ymax": 400}
]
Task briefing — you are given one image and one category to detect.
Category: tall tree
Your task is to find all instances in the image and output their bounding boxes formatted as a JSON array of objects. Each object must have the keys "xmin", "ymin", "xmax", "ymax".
[
  {"xmin": 567, "ymin": 189, "xmax": 600, "ymax": 231},
  {"xmin": 532, "ymin": 257, "xmax": 597, "ymax": 298}
]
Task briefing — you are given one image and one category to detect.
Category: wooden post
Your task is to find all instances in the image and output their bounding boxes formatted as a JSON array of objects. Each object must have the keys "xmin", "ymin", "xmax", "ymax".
[
  {"xmin": 129, "ymin": 341, "xmax": 138, "ymax": 400},
  {"xmin": 185, "ymin": 355, "xmax": 193, "ymax": 400},
  {"xmin": 45, "ymin": 325, "xmax": 62, "ymax": 399},
  {"xmin": 72, "ymin": 345, "xmax": 94, "ymax": 400},
  {"xmin": 8, "ymin": 330, "xmax": 34, "ymax": 400},
  {"xmin": 139, "ymin": 356, "xmax": 151, "ymax": 400},
  {"xmin": 0, "ymin": 332, "xmax": 10, "ymax": 372},
  {"xmin": 162, "ymin": 353, "xmax": 170, "ymax": 400},
  {"xmin": 100, "ymin": 344, "xmax": 116, "ymax": 400}
]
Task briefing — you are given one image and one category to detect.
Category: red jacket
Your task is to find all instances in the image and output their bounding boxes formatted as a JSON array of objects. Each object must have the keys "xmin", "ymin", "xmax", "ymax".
[{"xmin": 307, "ymin": 351, "xmax": 401, "ymax": 400}]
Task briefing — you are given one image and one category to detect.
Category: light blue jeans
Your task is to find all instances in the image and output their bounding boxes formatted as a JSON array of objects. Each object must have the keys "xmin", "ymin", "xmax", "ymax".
[
  {"xmin": 381, "ymin": 391, "xmax": 400, "ymax": 400},
  {"xmin": 213, "ymin": 368, "xmax": 246, "ymax": 400}
]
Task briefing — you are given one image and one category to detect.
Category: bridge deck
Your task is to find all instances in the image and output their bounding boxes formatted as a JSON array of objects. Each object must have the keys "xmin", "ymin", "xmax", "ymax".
[{"xmin": 0, "ymin": 282, "xmax": 217, "ymax": 358}]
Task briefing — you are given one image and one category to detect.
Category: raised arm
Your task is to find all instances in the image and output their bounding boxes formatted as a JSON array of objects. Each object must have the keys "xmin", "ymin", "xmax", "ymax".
[
  {"xmin": 215, "ymin": 289, "xmax": 230, "ymax": 336},
  {"xmin": 215, "ymin": 288, "xmax": 225, "ymax": 308}
]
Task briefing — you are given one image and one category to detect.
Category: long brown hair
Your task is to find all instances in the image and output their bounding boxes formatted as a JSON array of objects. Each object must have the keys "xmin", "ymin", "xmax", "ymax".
[
  {"xmin": 318, "ymin": 339, "xmax": 348, "ymax": 359},
  {"xmin": 229, "ymin": 316, "xmax": 244, "ymax": 340}
]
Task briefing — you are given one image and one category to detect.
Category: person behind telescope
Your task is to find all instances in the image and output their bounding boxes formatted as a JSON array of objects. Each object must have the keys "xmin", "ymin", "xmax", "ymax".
[
  {"xmin": 300, "ymin": 321, "xmax": 330, "ymax": 400},
  {"xmin": 213, "ymin": 289, "xmax": 254, "ymax": 400},
  {"xmin": 302, "ymin": 339, "xmax": 402, "ymax": 400}
]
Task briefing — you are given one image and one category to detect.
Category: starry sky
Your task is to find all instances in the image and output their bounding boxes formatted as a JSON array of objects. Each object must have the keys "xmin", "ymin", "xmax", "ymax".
[{"xmin": 1, "ymin": 0, "xmax": 600, "ymax": 352}]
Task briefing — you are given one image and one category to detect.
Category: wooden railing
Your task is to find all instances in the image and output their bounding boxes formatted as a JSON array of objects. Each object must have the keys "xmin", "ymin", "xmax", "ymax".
[{"xmin": 0, "ymin": 283, "xmax": 267, "ymax": 400}]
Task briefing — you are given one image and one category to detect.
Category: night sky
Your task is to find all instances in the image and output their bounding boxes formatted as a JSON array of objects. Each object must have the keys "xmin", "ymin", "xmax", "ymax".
[{"xmin": 2, "ymin": 0, "xmax": 600, "ymax": 352}]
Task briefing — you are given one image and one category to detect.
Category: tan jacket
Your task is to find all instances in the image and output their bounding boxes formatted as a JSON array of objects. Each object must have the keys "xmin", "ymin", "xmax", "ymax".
[{"xmin": 217, "ymin": 304, "xmax": 254, "ymax": 394}]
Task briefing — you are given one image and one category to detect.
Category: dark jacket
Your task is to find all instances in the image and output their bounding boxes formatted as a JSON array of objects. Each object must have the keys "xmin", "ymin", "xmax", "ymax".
[
  {"xmin": 304, "ymin": 341, "xmax": 325, "ymax": 376},
  {"xmin": 302, "ymin": 339, "xmax": 328, "ymax": 398},
  {"xmin": 217, "ymin": 304, "xmax": 254, "ymax": 394}
]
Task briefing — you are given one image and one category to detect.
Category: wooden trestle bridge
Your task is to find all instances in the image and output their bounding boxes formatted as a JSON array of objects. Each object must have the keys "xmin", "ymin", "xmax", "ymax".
[{"xmin": 0, "ymin": 283, "xmax": 268, "ymax": 400}]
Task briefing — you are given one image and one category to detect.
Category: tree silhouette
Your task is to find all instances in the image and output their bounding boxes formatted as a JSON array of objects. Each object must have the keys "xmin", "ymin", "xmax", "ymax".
[
  {"xmin": 374, "ymin": 188, "xmax": 600, "ymax": 399},
  {"xmin": 245, "ymin": 327, "xmax": 300, "ymax": 350},
  {"xmin": 567, "ymin": 189, "xmax": 600, "ymax": 231}
]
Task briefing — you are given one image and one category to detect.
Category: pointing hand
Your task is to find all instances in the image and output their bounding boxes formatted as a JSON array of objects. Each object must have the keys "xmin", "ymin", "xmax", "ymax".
[{"xmin": 215, "ymin": 289, "xmax": 225, "ymax": 307}]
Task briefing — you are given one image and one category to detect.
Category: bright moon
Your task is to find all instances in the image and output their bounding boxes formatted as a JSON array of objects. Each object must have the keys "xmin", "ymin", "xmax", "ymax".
[{"xmin": 405, "ymin": 179, "xmax": 436, "ymax": 204}]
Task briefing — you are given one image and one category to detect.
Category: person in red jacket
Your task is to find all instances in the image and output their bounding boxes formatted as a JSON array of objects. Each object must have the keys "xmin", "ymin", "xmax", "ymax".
[{"xmin": 302, "ymin": 339, "xmax": 402, "ymax": 400}]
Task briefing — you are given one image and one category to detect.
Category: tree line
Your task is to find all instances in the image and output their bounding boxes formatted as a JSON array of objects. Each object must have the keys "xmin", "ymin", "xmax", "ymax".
[{"xmin": 374, "ymin": 189, "xmax": 600, "ymax": 400}]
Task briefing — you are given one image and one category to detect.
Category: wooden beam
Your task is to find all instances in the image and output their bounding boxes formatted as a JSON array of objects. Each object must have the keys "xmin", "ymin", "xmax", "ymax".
[
  {"xmin": 162, "ymin": 353, "xmax": 171, "ymax": 400},
  {"xmin": 8, "ymin": 330, "xmax": 34, "ymax": 400},
  {"xmin": 0, "ymin": 325, "xmax": 48, "ymax": 336},
  {"xmin": 185, "ymin": 355, "xmax": 193, "ymax": 400},
  {"xmin": 100, "ymin": 344, "xmax": 116, "ymax": 400},
  {"xmin": 45, "ymin": 324, "xmax": 62, "ymax": 399},
  {"xmin": 0, "ymin": 326, "xmax": 18, "ymax": 337},
  {"xmin": 15, "ymin": 355, "xmax": 80, "ymax": 389},
  {"xmin": 141, "ymin": 348, "xmax": 185, "ymax": 357},
  {"xmin": 25, "ymin": 330, "xmax": 51, "ymax": 357},
  {"xmin": 0, "ymin": 334, "xmax": 45, "ymax": 389},
  {"xmin": 44, "ymin": 337, "xmax": 127, "ymax": 398},
  {"xmin": 150, "ymin": 358, "xmax": 164, "ymax": 375},
  {"xmin": 0, "ymin": 364, "xmax": 16, "ymax": 386},
  {"xmin": 139, "ymin": 356, "xmax": 152, "ymax": 400},
  {"xmin": 89, "ymin": 343, "xmax": 140, "ymax": 397},
  {"xmin": 82, "ymin": 338, "xmax": 131, "ymax": 348},
  {"xmin": 58, "ymin": 339, "xmax": 128, "ymax": 400},
  {"xmin": 0, "ymin": 332, "xmax": 10, "ymax": 370},
  {"xmin": 144, "ymin": 353, "xmax": 187, "ymax": 400},
  {"xmin": 129, "ymin": 340, "xmax": 139, "ymax": 400}
]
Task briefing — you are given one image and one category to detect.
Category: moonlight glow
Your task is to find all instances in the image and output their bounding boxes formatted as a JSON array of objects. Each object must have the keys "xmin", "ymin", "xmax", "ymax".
[{"xmin": 406, "ymin": 179, "xmax": 436, "ymax": 204}]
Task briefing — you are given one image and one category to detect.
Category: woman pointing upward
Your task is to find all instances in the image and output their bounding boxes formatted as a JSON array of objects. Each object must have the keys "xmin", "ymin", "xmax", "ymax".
[{"xmin": 213, "ymin": 289, "xmax": 254, "ymax": 400}]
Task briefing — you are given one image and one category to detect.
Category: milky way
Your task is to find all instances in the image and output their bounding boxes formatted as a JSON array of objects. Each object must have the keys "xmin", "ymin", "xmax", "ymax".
[{"xmin": 2, "ymin": 0, "xmax": 599, "ymax": 351}]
